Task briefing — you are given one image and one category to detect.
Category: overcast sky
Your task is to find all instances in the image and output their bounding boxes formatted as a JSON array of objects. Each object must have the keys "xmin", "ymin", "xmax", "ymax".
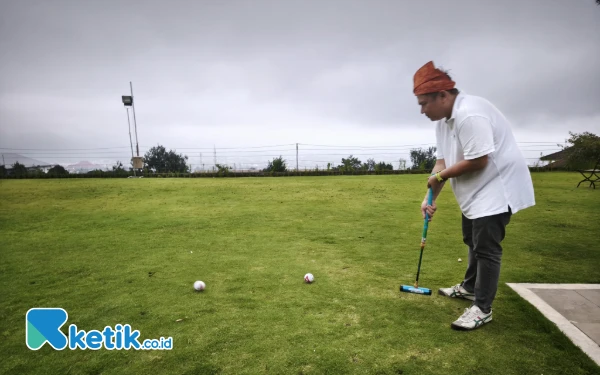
[{"xmin": 1, "ymin": 0, "xmax": 599, "ymax": 169}]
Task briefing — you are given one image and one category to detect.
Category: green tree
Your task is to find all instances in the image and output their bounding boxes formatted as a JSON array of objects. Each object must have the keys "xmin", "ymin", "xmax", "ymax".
[
  {"xmin": 48, "ymin": 165, "xmax": 69, "ymax": 177},
  {"xmin": 112, "ymin": 161, "xmax": 130, "ymax": 177},
  {"xmin": 0, "ymin": 165, "xmax": 6, "ymax": 177},
  {"xmin": 87, "ymin": 169, "xmax": 105, "ymax": 177},
  {"xmin": 337, "ymin": 155, "xmax": 362, "ymax": 172},
  {"xmin": 361, "ymin": 158, "xmax": 393, "ymax": 172},
  {"xmin": 362, "ymin": 158, "xmax": 376, "ymax": 171},
  {"xmin": 562, "ymin": 131, "xmax": 600, "ymax": 169},
  {"xmin": 29, "ymin": 166, "xmax": 45, "ymax": 177},
  {"xmin": 263, "ymin": 156, "xmax": 287, "ymax": 172},
  {"xmin": 11, "ymin": 162, "xmax": 28, "ymax": 177},
  {"xmin": 215, "ymin": 164, "xmax": 230, "ymax": 173},
  {"xmin": 410, "ymin": 147, "xmax": 437, "ymax": 170},
  {"xmin": 143, "ymin": 145, "xmax": 189, "ymax": 173},
  {"xmin": 375, "ymin": 161, "xmax": 394, "ymax": 171}
]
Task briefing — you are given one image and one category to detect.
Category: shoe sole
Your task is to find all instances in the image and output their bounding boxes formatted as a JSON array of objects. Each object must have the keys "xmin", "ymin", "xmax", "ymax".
[
  {"xmin": 450, "ymin": 317, "xmax": 492, "ymax": 331},
  {"xmin": 437, "ymin": 289, "xmax": 475, "ymax": 301}
]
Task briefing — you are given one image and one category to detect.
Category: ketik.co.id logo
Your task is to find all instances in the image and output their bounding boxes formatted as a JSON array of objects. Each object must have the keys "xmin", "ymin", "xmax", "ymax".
[{"xmin": 26, "ymin": 308, "xmax": 172, "ymax": 350}]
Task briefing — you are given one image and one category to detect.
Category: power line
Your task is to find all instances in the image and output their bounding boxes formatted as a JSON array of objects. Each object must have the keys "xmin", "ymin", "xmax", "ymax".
[
  {"xmin": 6, "ymin": 150, "xmax": 561, "ymax": 159},
  {"xmin": 1, "ymin": 141, "xmax": 564, "ymax": 168},
  {"xmin": 5, "ymin": 148, "xmax": 296, "ymax": 155},
  {"xmin": 299, "ymin": 143, "xmax": 436, "ymax": 149},
  {"xmin": 3, "ymin": 151, "xmax": 145, "ymax": 155},
  {"xmin": 14, "ymin": 156, "xmax": 138, "ymax": 159},
  {"xmin": 173, "ymin": 143, "xmax": 296, "ymax": 150},
  {"xmin": 0, "ymin": 141, "xmax": 564, "ymax": 152},
  {"xmin": 178, "ymin": 148, "xmax": 296, "ymax": 154},
  {"xmin": 6, "ymin": 147, "xmax": 561, "ymax": 156},
  {"xmin": 516, "ymin": 141, "xmax": 563, "ymax": 144},
  {"xmin": 0, "ymin": 144, "xmax": 296, "ymax": 152},
  {"xmin": 0, "ymin": 147, "xmax": 131, "ymax": 151}
]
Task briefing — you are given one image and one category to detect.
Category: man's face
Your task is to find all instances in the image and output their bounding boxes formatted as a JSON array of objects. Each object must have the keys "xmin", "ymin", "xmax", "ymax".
[{"xmin": 417, "ymin": 93, "xmax": 445, "ymax": 121}]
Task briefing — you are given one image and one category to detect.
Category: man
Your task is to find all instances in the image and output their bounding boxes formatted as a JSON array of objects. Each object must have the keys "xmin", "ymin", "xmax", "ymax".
[{"xmin": 414, "ymin": 61, "xmax": 535, "ymax": 330}]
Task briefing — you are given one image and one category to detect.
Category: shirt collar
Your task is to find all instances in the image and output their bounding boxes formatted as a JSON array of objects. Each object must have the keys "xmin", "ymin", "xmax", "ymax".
[{"xmin": 445, "ymin": 91, "xmax": 465, "ymax": 125}]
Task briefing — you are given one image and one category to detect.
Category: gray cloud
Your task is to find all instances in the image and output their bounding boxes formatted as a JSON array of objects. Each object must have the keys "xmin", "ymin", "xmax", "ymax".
[{"xmin": 1, "ymin": 0, "xmax": 599, "ymax": 167}]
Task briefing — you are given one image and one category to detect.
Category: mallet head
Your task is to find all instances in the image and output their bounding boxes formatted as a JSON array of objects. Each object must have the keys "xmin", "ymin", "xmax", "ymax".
[{"xmin": 400, "ymin": 285, "xmax": 432, "ymax": 295}]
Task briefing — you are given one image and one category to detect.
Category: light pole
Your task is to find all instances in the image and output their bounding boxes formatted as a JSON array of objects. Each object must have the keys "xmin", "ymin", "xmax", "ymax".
[
  {"xmin": 123, "ymin": 105, "xmax": 136, "ymax": 177},
  {"xmin": 122, "ymin": 82, "xmax": 143, "ymax": 175}
]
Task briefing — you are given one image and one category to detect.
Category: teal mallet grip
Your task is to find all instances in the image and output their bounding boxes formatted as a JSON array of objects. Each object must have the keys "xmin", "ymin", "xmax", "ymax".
[{"xmin": 422, "ymin": 187, "xmax": 434, "ymax": 246}]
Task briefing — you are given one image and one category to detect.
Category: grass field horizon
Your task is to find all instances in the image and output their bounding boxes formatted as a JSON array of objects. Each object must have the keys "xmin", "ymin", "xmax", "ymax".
[{"xmin": 1, "ymin": 173, "xmax": 599, "ymax": 374}]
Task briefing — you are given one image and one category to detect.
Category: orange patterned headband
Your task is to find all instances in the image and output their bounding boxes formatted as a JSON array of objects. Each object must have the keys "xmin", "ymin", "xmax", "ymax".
[{"xmin": 413, "ymin": 61, "xmax": 456, "ymax": 95}]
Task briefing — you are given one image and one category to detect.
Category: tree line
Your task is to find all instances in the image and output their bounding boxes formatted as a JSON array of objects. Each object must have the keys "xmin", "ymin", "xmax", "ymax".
[
  {"xmin": 2, "ymin": 132, "xmax": 598, "ymax": 177},
  {"xmin": 131, "ymin": 144, "xmax": 437, "ymax": 173}
]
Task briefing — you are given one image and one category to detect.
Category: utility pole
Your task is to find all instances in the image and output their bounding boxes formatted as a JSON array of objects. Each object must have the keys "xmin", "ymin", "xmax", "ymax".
[
  {"xmin": 199, "ymin": 153, "xmax": 203, "ymax": 171},
  {"xmin": 296, "ymin": 143, "xmax": 299, "ymax": 171},
  {"xmin": 213, "ymin": 146, "xmax": 217, "ymax": 167},
  {"xmin": 2, "ymin": 154, "xmax": 4, "ymax": 166}
]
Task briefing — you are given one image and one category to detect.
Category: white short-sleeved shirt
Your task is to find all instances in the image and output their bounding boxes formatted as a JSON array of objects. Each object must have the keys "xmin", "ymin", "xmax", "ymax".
[{"xmin": 436, "ymin": 92, "xmax": 535, "ymax": 219}]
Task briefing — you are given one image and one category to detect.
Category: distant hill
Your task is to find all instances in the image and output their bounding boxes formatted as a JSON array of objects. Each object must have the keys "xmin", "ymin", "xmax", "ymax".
[
  {"xmin": 0, "ymin": 154, "xmax": 108, "ymax": 173},
  {"xmin": 66, "ymin": 161, "xmax": 106, "ymax": 173},
  {"xmin": 1, "ymin": 153, "xmax": 52, "ymax": 168}
]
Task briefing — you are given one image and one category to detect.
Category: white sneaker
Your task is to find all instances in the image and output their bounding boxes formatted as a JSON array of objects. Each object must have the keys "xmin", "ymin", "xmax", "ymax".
[
  {"xmin": 451, "ymin": 305, "xmax": 492, "ymax": 331},
  {"xmin": 438, "ymin": 284, "xmax": 475, "ymax": 301}
]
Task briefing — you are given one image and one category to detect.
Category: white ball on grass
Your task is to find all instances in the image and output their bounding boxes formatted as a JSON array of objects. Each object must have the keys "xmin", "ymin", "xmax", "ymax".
[
  {"xmin": 458, "ymin": 258, "xmax": 462, "ymax": 262},
  {"xmin": 194, "ymin": 280, "xmax": 206, "ymax": 291},
  {"xmin": 304, "ymin": 273, "xmax": 315, "ymax": 283}
]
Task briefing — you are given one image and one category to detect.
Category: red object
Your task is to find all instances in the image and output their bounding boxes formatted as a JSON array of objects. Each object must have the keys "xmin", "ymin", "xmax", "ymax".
[{"xmin": 413, "ymin": 61, "xmax": 456, "ymax": 95}]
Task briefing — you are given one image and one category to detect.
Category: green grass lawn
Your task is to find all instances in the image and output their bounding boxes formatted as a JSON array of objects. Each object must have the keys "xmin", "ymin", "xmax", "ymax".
[{"xmin": 1, "ymin": 173, "xmax": 599, "ymax": 375}]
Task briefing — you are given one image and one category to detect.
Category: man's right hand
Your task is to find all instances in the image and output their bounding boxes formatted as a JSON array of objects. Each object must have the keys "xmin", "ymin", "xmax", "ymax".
[{"xmin": 421, "ymin": 199, "xmax": 437, "ymax": 221}]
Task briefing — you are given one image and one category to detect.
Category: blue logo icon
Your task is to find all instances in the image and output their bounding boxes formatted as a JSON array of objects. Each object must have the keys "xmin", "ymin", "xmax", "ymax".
[{"xmin": 26, "ymin": 308, "xmax": 69, "ymax": 350}]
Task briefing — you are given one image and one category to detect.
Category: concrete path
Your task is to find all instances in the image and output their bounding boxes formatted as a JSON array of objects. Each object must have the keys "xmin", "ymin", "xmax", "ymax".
[{"xmin": 507, "ymin": 283, "xmax": 600, "ymax": 366}]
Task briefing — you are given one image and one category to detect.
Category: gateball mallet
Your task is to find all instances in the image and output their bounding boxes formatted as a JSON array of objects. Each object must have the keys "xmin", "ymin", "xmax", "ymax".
[{"xmin": 400, "ymin": 187, "xmax": 434, "ymax": 296}]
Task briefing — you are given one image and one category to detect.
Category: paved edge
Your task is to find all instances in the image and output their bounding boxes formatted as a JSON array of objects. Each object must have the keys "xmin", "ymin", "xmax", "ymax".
[{"xmin": 506, "ymin": 283, "xmax": 600, "ymax": 366}]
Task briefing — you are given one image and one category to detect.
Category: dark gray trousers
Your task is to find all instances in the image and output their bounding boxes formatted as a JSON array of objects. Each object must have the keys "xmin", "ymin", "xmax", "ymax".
[{"xmin": 461, "ymin": 208, "xmax": 512, "ymax": 313}]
